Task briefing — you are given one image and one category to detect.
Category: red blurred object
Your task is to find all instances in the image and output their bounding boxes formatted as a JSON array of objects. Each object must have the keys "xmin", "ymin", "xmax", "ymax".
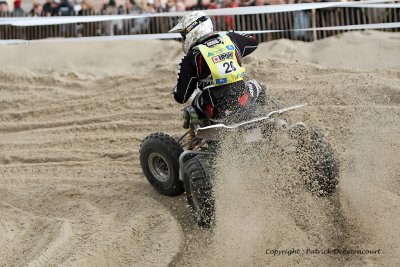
[
  {"xmin": 239, "ymin": 92, "xmax": 249, "ymax": 106},
  {"xmin": 14, "ymin": 0, "xmax": 22, "ymax": 8},
  {"xmin": 224, "ymin": 1, "xmax": 238, "ymax": 30},
  {"xmin": 205, "ymin": 104, "xmax": 214, "ymax": 119}
]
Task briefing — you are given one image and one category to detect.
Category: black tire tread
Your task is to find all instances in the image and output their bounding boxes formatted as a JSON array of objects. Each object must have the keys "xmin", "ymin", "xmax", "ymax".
[
  {"xmin": 183, "ymin": 156, "xmax": 214, "ymax": 227},
  {"xmin": 296, "ymin": 128, "xmax": 339, "ymax": 196},
  {"xmin": 139, "ymin": 132, "xmax": 184, "ymax": 196}
]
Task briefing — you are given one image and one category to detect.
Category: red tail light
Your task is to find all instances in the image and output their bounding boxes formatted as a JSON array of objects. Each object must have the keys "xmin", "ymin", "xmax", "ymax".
[
  {"xmin": 205, "ymin": 104, "xmax": 214, "ymax": 119},
  {"xmin": 239, "ymin": 92, "xmax": 249, "ymax": 106}
]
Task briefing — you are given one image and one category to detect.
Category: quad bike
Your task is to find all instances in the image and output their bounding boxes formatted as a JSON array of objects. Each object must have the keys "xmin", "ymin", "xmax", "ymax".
[{"xmin": 139, "ymin": 84, "xmax": 339, "ymax": 227}]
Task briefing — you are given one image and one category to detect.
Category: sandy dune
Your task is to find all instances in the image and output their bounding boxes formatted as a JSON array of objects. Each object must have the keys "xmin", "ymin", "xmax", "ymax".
[{"xmin": 0, "ymin": 30, "xmax": 399, "ymax": 266}]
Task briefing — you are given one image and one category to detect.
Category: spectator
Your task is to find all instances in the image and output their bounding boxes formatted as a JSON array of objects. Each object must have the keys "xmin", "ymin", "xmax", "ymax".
[
  {"xmin": 240, "ymin": 0, "xmax": 253, "ymax": 6},
  {"xmin": 78, "ymin": 0, "xmax": 94, "ymax": 15},
  {"xmin": 293, "ymin": 0, "xmax": 312, "ymax": 41},
  {"xmin": 166, "ymin": 0, "xmax": 175, "ymax": 11},
  {"xmin": 78, "ymin": 0, "xmax": 95, "ymax": 36},
  {"xmin": 222, "ymin": 0, "xmax": 238, "ymax": 30},
  {"xmin": 208, "ymin": 0, "xmax": 218, "ymax": 27},
  {"xmin": 153, "ymin": 0, "xmax": 166, "ymax": 12},
  {"xmin": 29, "ymin": 2, "xmax": 43, "ymax": 16},
  {"xmin": 168, "ymin": 0, "xmax": 185, "ymax": 30},
  {"xmin": 42, "ymin": 0, "xmax": 58, "ymax": 16},
  {"xmin": 125, "ymin": 0, "xmax": 147, "ymax": 34},
  {"xmin": 208, "ymin": 0, "xmax": 216, "ymax": 8},
  {"xmin": 100, "ymin": 1, "xmax": 108, "ymax": 13},
  {"xmin": 118, "ymin": 3, "xmax": 125, "ymax": 14},
  {"xmin": 103, "ymin": 0, "xmax": 123, "ymax": 35},
  {"xmin": 56, "ymin": 0, "xmax": 75, "ymax": 16},
  {"xmin": 0, "ymin": 0, "xmax": 8, "ymax": 13},
  {"xmin": 146, "ymin": 0, "xmax": 156, "ymax": 13},
  {"xmin": 105, "ymin": 0, "xmax": 117, "ymax": 15},
  {"xmin": 167, "ymin": 0, "xmax": 185, "ymax": 11},
  {"xmin": 13, "ymin": 0, "xmax": 26, "ymax": 16},
  {"xmin": 56, "ymin": 0, "xmax": 75, "ymax": 36},
  {"xmin": 190, "ymin": 0, "xmax": 209, "ymax": 10},
  {"xmin": 142, "ymin": 1, "xmax": 154, "ymax": 32},
  {"xmin": 126, "ymin": 0, "xmax": 141, "ymax": 14},
  {"xmin": 176, "ymin": 1, "xmax": 185, "ymax": 10},
  {"xmin": 254, "ymin": 0, "xmax": 265, "ymax": 5},
  {"xmin": 269, "ymin": 0, "xmax": 284, "ymax": 4}
]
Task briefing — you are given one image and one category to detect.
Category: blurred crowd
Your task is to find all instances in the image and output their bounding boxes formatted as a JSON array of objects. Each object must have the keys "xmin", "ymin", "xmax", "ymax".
[
  {"xmin": 1, "ymin": 0, "xmax": 397, "ymax": 41},
  {"xmin": 0, "ymin": 0, "xmax": 326, "ymax": 18},
  {"xmin": 0, "ymin": 0, "xmax": 319, "ymax": 37}
]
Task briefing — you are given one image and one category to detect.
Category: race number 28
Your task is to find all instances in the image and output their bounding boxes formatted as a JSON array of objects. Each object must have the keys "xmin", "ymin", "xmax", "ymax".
[{"xmin": 223, "ymin": 61, "xmax": 237, "ymax": 73}]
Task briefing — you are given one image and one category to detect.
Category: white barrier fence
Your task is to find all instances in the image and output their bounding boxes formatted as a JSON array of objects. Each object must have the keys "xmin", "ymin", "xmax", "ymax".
[{"xmin": 0, "ymin": 0, "xmax": 399, "ymax": 43}]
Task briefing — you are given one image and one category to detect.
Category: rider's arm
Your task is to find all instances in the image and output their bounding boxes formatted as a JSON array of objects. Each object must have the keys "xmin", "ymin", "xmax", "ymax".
[
  {"xmin": 173, "ymin": 53, "xmax": 198, "ymax": 104},
  {"xmin": 227, "ymin": 31, "xmax": 258, "ymax": 58}
]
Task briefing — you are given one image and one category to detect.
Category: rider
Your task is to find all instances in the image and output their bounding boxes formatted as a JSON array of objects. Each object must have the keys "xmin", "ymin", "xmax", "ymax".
[{"xmin": 169, "ymin": 11, "xmax": 262, "ymax": 123}]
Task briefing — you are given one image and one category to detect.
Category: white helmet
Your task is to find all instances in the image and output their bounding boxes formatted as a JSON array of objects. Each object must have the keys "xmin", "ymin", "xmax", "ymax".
[{"xmin": 169, "ymin": 11, "xmax": 214, "ymax": 54}]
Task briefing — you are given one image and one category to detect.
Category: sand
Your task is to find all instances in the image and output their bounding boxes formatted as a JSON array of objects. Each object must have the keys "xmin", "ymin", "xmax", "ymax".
[{"xmin": 0, "ymin": 30, "xmax": 399, "ymax": 266}]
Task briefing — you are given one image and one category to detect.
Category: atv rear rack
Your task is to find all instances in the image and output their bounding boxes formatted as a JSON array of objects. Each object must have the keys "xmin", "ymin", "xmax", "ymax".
[{"xmin": 195, "ymin": 103, "xmax": 307, "ymax": 140}]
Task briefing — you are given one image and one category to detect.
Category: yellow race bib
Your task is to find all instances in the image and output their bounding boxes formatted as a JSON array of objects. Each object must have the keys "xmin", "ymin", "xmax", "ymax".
[{"xmin": 197, "ymin": 35, "xmax": 246, "ymax": 87}]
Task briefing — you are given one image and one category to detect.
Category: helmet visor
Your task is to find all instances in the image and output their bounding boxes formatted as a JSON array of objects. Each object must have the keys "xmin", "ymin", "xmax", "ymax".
[
  {"xmin": 184, "ymin": 16, "xmax": 209, "ymax": 35},
  {"xmin": 177, "ymin": 15, "xmax": 209, "ymax": 40}
]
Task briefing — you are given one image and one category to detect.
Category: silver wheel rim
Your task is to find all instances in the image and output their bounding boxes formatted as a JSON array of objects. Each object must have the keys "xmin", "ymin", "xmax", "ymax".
[{"xmin": 148, "ymin": 153, "xmax": 170, "ymax": 182}]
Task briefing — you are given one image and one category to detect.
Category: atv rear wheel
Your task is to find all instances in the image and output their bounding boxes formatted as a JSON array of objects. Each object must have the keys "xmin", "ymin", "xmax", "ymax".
[
  {"xmin": 294, "ymin": 127, "xmax": 339, "ymax": 196},
  {"xmin": 183, "ymin": 156, "xmax": 214, "ymax": 227},
  {"xmin": 140, "ymin": 132, "xmax": 184, "ymax": 196}
]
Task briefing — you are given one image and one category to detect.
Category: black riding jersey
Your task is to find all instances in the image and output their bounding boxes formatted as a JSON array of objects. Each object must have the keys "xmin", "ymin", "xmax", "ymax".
[{"xmin": 173, "ymin": 32, "xmax": 258, "ymax": 118}]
